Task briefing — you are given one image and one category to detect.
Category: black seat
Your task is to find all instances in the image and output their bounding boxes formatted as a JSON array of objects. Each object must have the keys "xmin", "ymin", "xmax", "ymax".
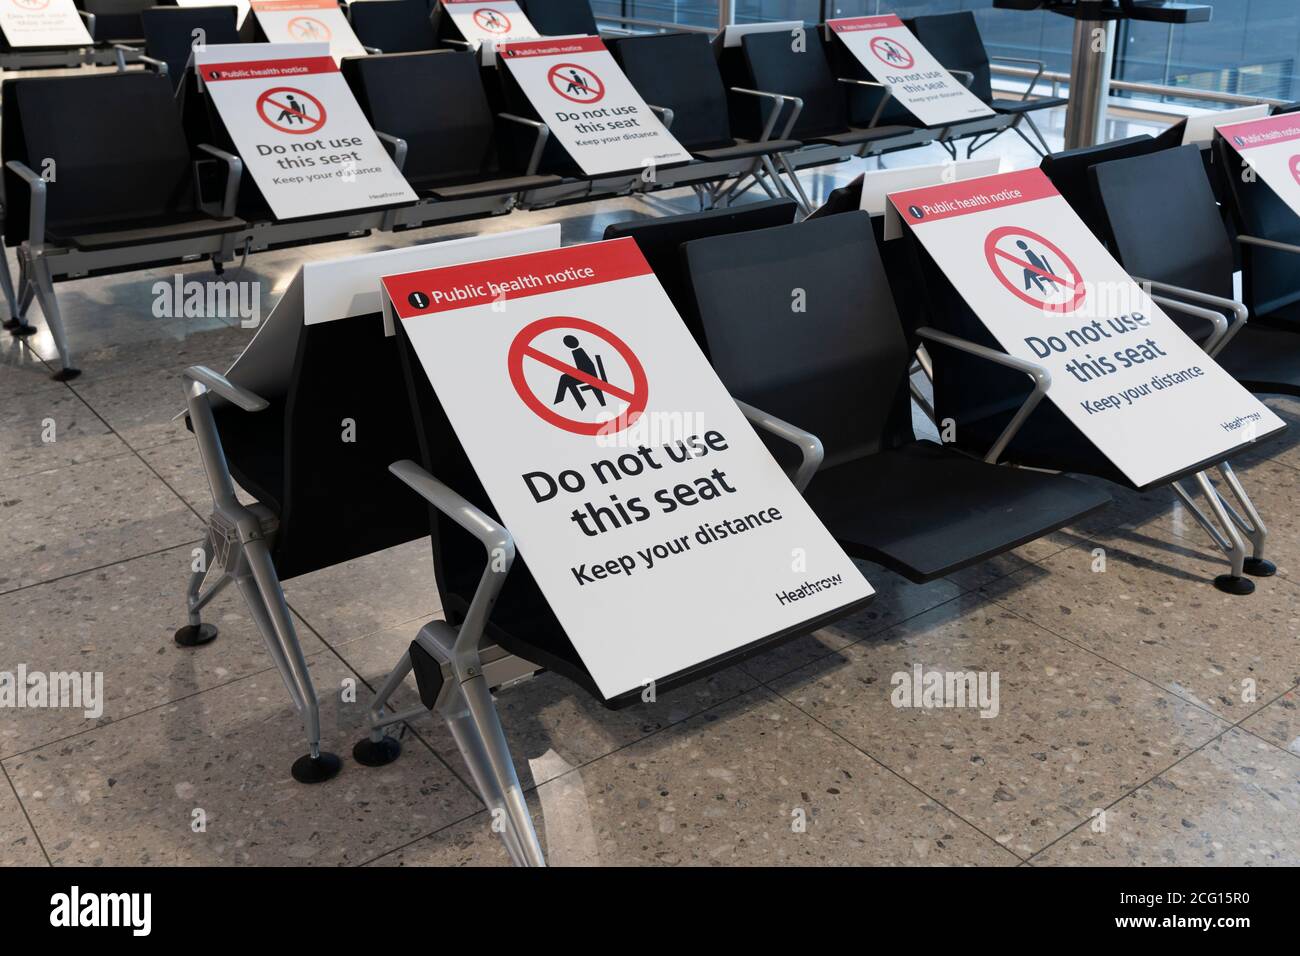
[
  {"xmin": 141, "ymin": 6, "xmax": 241, "ymax": 92},
  {"xmin": 342, "ymin": 50, "xmax": 561, "ymax": 199},
  {"xmin": 519, "ymin": 0, "xmax": 597, "ymax": 36},
  {"xmin": 2, "ymin": 71, "xmax": 245, "ymax": 253},
  {"xmin": 910, "ymin": 11, "xmax": 1065, "ymax": 155},
  {"xmin": 602, "ymin": 199, "xmax": 799, "ymax": 321},
  {"xmin": 739, "ymin": 30, "xmax": 914, "ymax": 150},
  {"xmin": 349, "ymin": 0, "xmax": 438, "ymax": 53},
  {"xmin": 679, "ymin": 212, "xmax": 1109, "ymax": 582},
  {"xmin": 609, "ymin": 33, "xmax": 802, "ymax": 162},
  {"xmin": 1039, "ymin": 134, "xmax": 1165, "ymax": 245},
  {"xmin": 82, "ymin": 0, "xmax": 153, "ymax": 43}
]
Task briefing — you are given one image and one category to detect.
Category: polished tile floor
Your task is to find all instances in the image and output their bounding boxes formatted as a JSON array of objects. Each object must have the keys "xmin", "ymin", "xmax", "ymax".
[{"xmin": 2, "ymin": 98, "xmax": 1298, "ymax": 867}]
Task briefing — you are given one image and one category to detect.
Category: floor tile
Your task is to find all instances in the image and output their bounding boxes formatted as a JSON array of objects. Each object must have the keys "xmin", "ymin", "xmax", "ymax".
[
  {"xmin": 0, "ymin": 773, "xmax": 45, "ymax": 866},
  {"xmin": 985, "ymin": 520, "xmax": 1300, "ymax": 719},
  {"xmin": 3, "ymin": 653, "xmax": 480, "ymax": 865},
  {"xmin": 0, "ymin": 381, "xmax": 127, "ymax": 480},
  {"xmin": 1239, "ymin": 685, "xmax": 1300, "ymax": 757},
  {"xmin": 0, "ymin": 451, "xmax": 203, "ymax": 593},
  {"xmin": 1034, "ymin": 729, "xmax": 1300, "ymax": 866},
  {"xmin": 368, "ymin": 688, "xmax": 1020, "ymax": 866},
  {"xmin": 0, "ymin": 543, "xmax": 330, "ymax": 758},
  {"xmin": 768, "ymin": 594, "xmax": 1228, "ymax": 858}
]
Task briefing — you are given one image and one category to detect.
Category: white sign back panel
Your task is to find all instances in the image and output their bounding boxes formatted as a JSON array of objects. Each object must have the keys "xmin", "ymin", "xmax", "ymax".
[
  {"xmin": 889, "ymin": 169, "xmax": 1283, "ymax": 488},
  {"xmin": 195, "ymin": 43, "xmax": 416, "ymax": 220},
  {"xmin": 382, "ymin": 239, "xmax": 874, "ymax": 698},
  {"xmin": 1218, "ymin": 112, "xmax": 1300, "ymax": 219},
  {"xmin": 251, "ymin": 0, "xmax": 365, "ymax": 63},
  {"xmin": 1182, "ymin": 103, "xmax": 1267, "ymax": 146},
  {"xmin": 176, "ymin": 0, "xmax": 250, "ymax": 28},
  {"xmin": 0, "ymin": 0, "xmax": 92, "ymax": 48},
  {"xmin": 829, "ymin": 15, "xmax": 994, "ymax": 127},
  {"xmin": 441, "ymin": 0, "xmax": 537, "ymax": 49},
  {"xmin": 859, "ymin": 158, "xmax": 1000, "ymax": 218},
  {"xmin": 499, "ymin": 36, "xmax": 692, "ymax": 176}
]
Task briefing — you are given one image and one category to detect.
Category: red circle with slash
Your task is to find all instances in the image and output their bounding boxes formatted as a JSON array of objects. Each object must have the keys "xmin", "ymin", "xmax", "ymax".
[
  {"xmin": 508, "ymin": 315, "xmax": 648, "ymax": 436},
  {"xmin": 547, "ymin": 62, "xmax": 605, "ymax": 104},
  {"xmin": 256, "ymin": 86, "xmax": 327, "ymax": 135},
  {"xmin": 1290, "ymin": 154, "xmax": 1300, "ymax": 186},
  {"xmin": 984, "ymin": 225, "xmax": 1087, "ymax": 313},
  {"xmin": 869, "ymin": 35, "xmax": 914, "ymax": 70},
  {"xmin": 473, "ymin": 7, "xmax": 511, "ymax": 32}
]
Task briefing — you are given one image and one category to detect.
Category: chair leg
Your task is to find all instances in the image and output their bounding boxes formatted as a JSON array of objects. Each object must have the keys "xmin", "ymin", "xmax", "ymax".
[
  {"xmin": 775, "ymin": 154, "xmax": 814, "ymax": 216},
  {"xmin": 352, "ymin": 650, "xmax": 413, "ymax": 767},
  {"xmin": 30, "ymin": 255, "xmax": 78, "ymax": 380},
  {"xmin": 442, "ymin": 676, "xmax": 545, "ymax": 867},
  {"xmin": 1214, "ymin": 463, "xmax": 1274, "ymax": 576},
  {"xmin": 240, "ymin": 539, "xmax": 342, "ymax": 783},
  {"xmin": 1021, "ymin": 112, "xmax": 1053, "ymax": 155},
  {"xmin": 1171, "ymin": 472, "xmax": 1255, "ymax": 595},
  {"xmin": 0, "ymin": 248, "xmax": 33, "ymax": 336},
  {"xmin": 1011, "ymin": 116, "xmax": 1048, "ymax": 158},
  {"xmin": 174, "ymin": 530, "xmax": 228, "ymax": 647}
]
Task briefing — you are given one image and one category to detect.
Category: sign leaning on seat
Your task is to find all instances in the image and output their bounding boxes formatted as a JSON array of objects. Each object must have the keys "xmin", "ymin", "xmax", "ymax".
[
  {"xmin": 1217, "ymin": 111, "xmax": 1300, "ymax": 219},
  {"xmin": 828, "ymin": 15, "xmax": 994, "ymax": 128},
  {"xmin": 441, "ymin": 0, "xmax": 538, "ymax": 49},
  {"xmin": 0, "ymin": 0, "xmax": 92, "ymax": 47},
  {"xmin": 251, "ymin": 0, "xmax": 366, "ymax": 63},
  {"xmin": 380, "ymin": 239, "xmax": 875, "ymax": 699},
  {"xmin": 887, "ymin": 168, "xmax": 1284, "ymax": 489},
  {"xmin": 176, "ymin": 0, "xmax": 251, "ymax": 28},
  {"xmin": 498, "ymin": 36, "xmax": 693, "ymax": 177},
  {"xmin": 194, "ymin": 42, "xmax": 416, "ymax": 220}
]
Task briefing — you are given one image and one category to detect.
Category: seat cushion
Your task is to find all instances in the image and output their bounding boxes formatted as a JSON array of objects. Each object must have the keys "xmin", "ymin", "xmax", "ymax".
[
  {"xmin": 48, "ymin": 212, "xmax": 246, "ymax": 251},
  {"xmin": 804, "ymin": 439, "xmax": 1110, "ymax": 581},
  {"xmin": 993, "ymin": 96, "xmax": 1068, "ymax": 115},
  {"xmin": 425, "ymin": 173, "xmax": 564, "ymax": 200},
  {"xmin": 693, "ymin": 138, "xmax": 801, "ymax": 161},
  {"xmin": 809, "ymin": 125, "xmax": 918, "ymax": 147}
]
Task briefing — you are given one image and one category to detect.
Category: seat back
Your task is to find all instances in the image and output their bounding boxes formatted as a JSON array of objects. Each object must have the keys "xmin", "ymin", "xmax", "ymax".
[
  {"xmin": 1039, "ymin": 134, "xmax": 1163, "ymax": 244},
  {"xmin": 520, "ymin": 0, "xmax": 597, "ymax": 36},
  {"xmin": 349, "ymin": 0, "xmax": 437, "ymax": 53},
  {"xmin": 82, "ymin": 0, "xmax": 153, "ymax": 41},
  {"xmin": 909, "ymin": 11, "xmax": 992, "ymax": 104},
  {"xmin": 342, "ymin": 50, "xmax": 501, "ymax": 188},
  {"xmin": 1216, "ymin": 136, "xmax": 1300, "ymax": 323},
  {"xmin": 1090, "ymin": 144, "xmax": 1235, "ymax": 300},
  {"xmin": 601, "ymin": 199, "xmax": 799, "ymax": 332},
  {"xmin": 3, "ymin": 71, "xmax": 199, "ymax": 245},
  {"xmin": 682, "ymin": 212, "xmax": 915, "ymax": 469},
  {"xmin": 141, "ymin": 6, "xmax": 240, "ymax": 92},
  {"xmin": 741, "ymin": 29, "xmax": 848, "ymax": 140},
  {"xmin": 609, "ymin": 33, "xmax": 735, "ymax": 151}
]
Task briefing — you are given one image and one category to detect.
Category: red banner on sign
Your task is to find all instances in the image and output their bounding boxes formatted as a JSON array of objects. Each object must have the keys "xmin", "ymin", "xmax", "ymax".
[
  {"xmin": 201, "ymin": 56, "xmax": 337, "ymax": 83},
  {"xmin": 828, "ymin": 14, "xmax": 903, "ymax": 33},
  {"xmin": 498, "ymin": 35, "xmax": 605, "ymax": 58},
  {"xmin": 889, "ymin": 168, "xmax": 1060, "ymax": 227}
]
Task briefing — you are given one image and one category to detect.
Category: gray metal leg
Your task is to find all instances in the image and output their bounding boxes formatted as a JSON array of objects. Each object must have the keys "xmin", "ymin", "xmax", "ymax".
[
  {"xmin": 1171, "ymin": 471, "xmax": 1255, "ymax": 594},
  {"xmin": 1214, "ymin": 463, "xmax": 1273, "ymax": 574},
  {"xmin": 0, "ymin": 247, "xmax": 28, "ymax": 334},
  {"xmin": 174, "ymin": 531, "xmax": 229, "ymax": 647},
  {"xmin": 775, "ymin": 154, "xmax": 814, "ymax": 216},
  {"xmin": 30, "ymin": 255, "xmax": 77, "ymax": 379}
]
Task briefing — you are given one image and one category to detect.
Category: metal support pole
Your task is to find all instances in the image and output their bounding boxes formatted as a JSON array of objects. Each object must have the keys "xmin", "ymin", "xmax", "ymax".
[
  {"xmin": 717, "ymin": 0, "xmax": 733, "ymax": 33},
  {"xmin": 1063, "ymin": 19, "xmax": 1115, "ymax": 150}
]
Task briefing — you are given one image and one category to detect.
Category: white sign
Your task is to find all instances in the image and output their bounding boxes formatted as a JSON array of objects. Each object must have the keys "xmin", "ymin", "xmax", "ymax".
[
  {"xmin": 0, "ymin": 0, "xmax": 92, "ymax": 48},
  {"xmin": 440, "ymin": 0, "xmax": 537, "ymax": 49},
  {"xmin": 251, "ymin": 0, "xmax": 365, "ymax": 63},
  {"xmin": 860, "ymin": 158, "xmax": 1000, "ymax": 218},
  {"xmin": 176, "ymin": 0, "xmax": 250, "ymax": 28},
  {"xmin": 721, "ymin": 20, "xmax": 801, "ymax": 47},
  {"xmin": 1183, "ymin": 103, "xmax": 1267, "ymax": 147},
  {"xmin": 1217, "ymin": 112, "xmax": 1300, "ymax": 219},
  {"xmin": 498, "ymin": 36, "xmax": 692, "ymax": 177},
  {"xmin": 381, "ymin": 239, "xmax": 875, "ymax": 698},
  {"xmin": 194, "ymin": 43, "xmax": 416, "ymax": 220},
  {"xmin": 828, "ymin": 15, "xmax": 994, "ymax": 128},
  {"xmin": 888, "ymin": 168, "xmax": 1284, "ymax": 488}
]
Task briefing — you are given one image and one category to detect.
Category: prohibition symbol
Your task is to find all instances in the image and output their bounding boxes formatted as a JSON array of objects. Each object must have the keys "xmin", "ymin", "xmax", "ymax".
[
  {"xmin": 984, "ymin": 225, "xmax": 1086, "ymax": 313},
  {"xmin": 287, "ymin": 15, "xmax": 332, "ymax": 41},
  {"xmin": 256, "ymin": 87, "xmax": 327, "ymax": 135},
  {"xmin": 869, "ymin": 35, "xmax": 913, "ymax": 70},
  {"xmin": 508, "ymin": 316, "xmax": 647, "ymax": 436},
  {"xmin": 1290, "ymin": 154, "xmax": 1300, "ymax": 186},
  {"xmin": 10, "ymin": 0, "xmax": 50, "ymax": 10},
  {"xmin": 473, "ymin": 7, "xmax": 511, "ymax": 32},
  {"xmin": 548, "ymin": 62, "xmax": 604, "ymax": 104}
]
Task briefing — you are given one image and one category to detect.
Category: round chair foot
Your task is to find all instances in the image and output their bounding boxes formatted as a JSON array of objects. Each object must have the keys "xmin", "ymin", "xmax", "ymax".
[
  {"xmin": 1243, "ymin": 557, "xmax": 1276, "ymax": 578},
  {"xmin": 6, "ymin": 321, "xmax": 36, "ymax": 337},
  {"xmin": 292, "ymin": 752, "xmax": 342, "ymax": 784},
  {"xmin": 1214, "ymin": 574, "xmax": 1255, "ymax": 596},
  {"xmin": 51, "ymin": 367, "xmax": 81, "ymax": 382},
  {"xmin": 352, "ymin": 736, "xmax": 402, "ymax": 767},
  {"xmin": 174, "ymin": 623, "xmax": 219, "ymax": 647}
]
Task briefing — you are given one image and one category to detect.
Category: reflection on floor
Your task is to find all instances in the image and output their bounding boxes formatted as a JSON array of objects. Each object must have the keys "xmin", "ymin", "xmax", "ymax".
[{"xmin": 2, "ymin": 97, "xmax": 1298, "ymax": 867}]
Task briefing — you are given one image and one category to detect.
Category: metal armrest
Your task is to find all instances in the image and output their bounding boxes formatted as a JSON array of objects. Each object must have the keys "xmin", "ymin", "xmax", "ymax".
[
  {"xmin": 389, "ymin": 460, "xmax": 514, "ymax": 661},
  {"xmin": 363, "ymin": 45, "xmax": 382, "ymax": 55},
  {"xmin": 1237, "ymin": 234, "xmax": 1300, "ymax": 257},
  {"xmin": 948, "ymin": 68, "xmax": 976, "ymax": 89},
  {"xmin": 1149, "ymin": 294, "xmax": 1231, "ymax": 358},
  {"xmin": 647, "ymin": 104, "xmax": 674, "ymax": 130},
  {"xmin": 731, "ymin": 86, "xmax": 804, "ymax": 142},
  {"xmin": 375, "ymin": 131, "xmax": 408, "ymax": 172},
  {"xmin": 78, "ymin": 9, "xmax": 95, "ymax": 38},
  {"xmin": 183, "ymin": 365, "xmax": 268, "ymax": 412},
  {"xmin": 195, "ymin": 143, "xmax": 243, "ymax": 219},
  {"xmin": 6, "ymin": 160, "xmax": 47, "ymax": 249},
  {"xmin": 498, "ymin": 113, "xmax": 550, "ymax": 176},
  {"xmin": 916, "ymin": 327, "xmax": 1050, "ymax": 464},
  {"xmin": 1135, "ymin": 277, "xmax": 1242, "ymax": 356},
  {"xmin": 990, "ymin": 55, "xmax": 1045, "ymax": 100},
  {"xmin": 444, "ymin": 38, "xmax": 473, "ymax": 49},
  {"xmin": 838, "ymin": 77, "xmax": 894, "ymax": 127},
  {"xmin": 734, "ymin": 399, "xmax": 824, "ymax": 492}
]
